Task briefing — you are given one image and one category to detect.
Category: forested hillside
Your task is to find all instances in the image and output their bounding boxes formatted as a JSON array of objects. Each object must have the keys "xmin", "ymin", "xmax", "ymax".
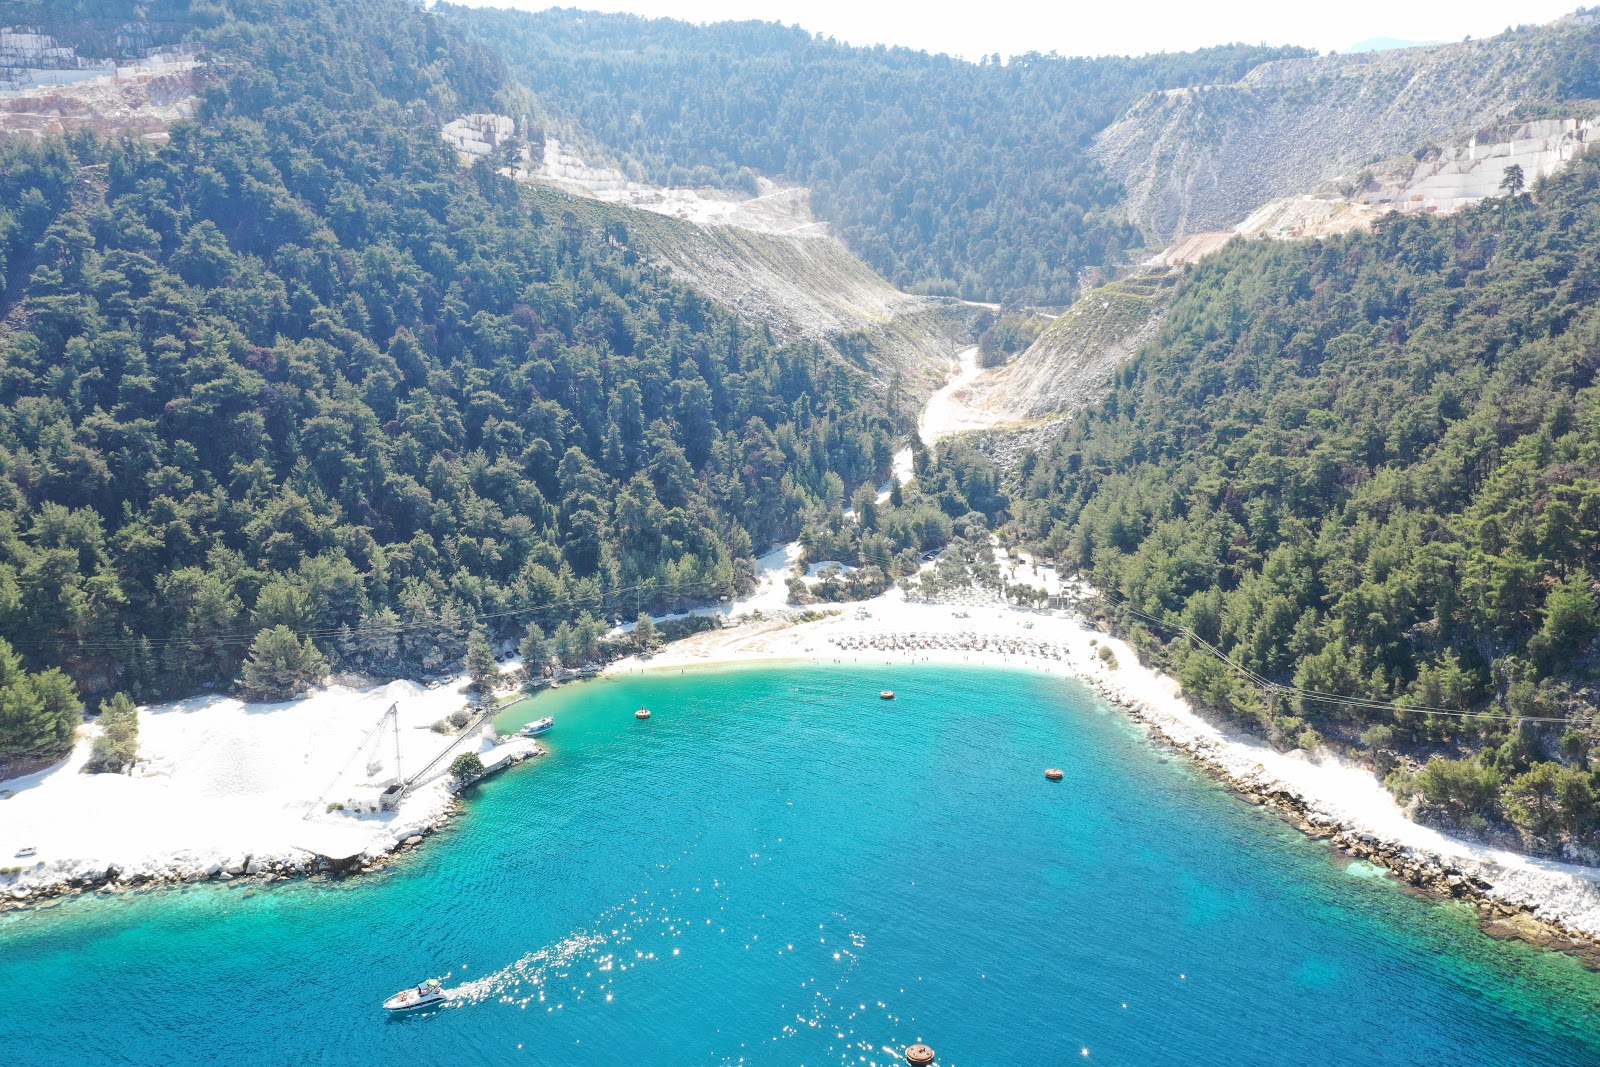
[
  {"xmin": 0, "ymin": 0, "xmax": 916, "ymax": 754},
  {"xmin": 446, "ymin": 5, "xmax": 1305, "ymax": 305},
  {"xmin": 1011, "ymin": 160, "xmax": 1600, "ymax": 850}
]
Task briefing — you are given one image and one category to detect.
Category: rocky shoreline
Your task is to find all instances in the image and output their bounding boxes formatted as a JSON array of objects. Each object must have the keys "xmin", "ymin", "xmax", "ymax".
[
  {"xmin": 1094, "ymin": 675, "xmax": 1600, "ymax": 965},
  {"xmin": 0, "ymin": 746, "xmax": 541, "ymax": 915},
  {"xmin": 0, "ymin": 804, "xmax": 458, "ymax": 915}
]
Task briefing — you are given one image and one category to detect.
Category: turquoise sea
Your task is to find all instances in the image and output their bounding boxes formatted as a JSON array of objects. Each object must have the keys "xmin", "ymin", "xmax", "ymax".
[{"xmin": 4, "ymin": 664, "xmax": 1600, "ymax": 1065}]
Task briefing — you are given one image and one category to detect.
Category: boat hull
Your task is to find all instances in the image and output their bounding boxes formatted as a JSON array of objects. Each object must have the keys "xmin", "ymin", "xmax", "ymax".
[{"xmin": 383, "ymin": 991, "xmax": 446, "ymax": 1011}]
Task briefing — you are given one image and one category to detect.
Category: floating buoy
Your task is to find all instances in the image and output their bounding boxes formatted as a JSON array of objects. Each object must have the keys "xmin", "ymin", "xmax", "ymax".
[
  {"xmin": 880, "ymin": 690, "xmax": 896, "ymax": 700},
  {"xmin": 1045, "ymin": 767, "xmax": 1064, "ymax": 781},
  {"xmin": 905, "ymin": 1045, "xmax": 935, "ymax": 1066},
  {"xmin": 635, "ymin": 708, "xmax": 651, "ymax": 720}
]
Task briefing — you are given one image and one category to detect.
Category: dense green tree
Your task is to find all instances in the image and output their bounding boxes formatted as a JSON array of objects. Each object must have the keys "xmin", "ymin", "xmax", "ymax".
[
  {"xmin": 238, "ymin": 625, "xmax": 328, "ymax": 702},
  {"xmin": 0, "ymin": 638, "xmax": 80, "ymax": 761},
  {"xmin": 633, "ymin": 612, "xmax": 658, "ymax": 652},
  {"xmin": 465, "ymin": 628, "xmax": 499, "ymax": 695},
  {"xmin": 1505, "ymin": 761, "xmax": 1595, "ymax": 839},
  {"xmin": 518, "ymin": 621, "xmax": 552, "ymax": 677},
  {"xmin": 1532, "ymin": 571, "xmax": 1599, "ymax": 671},
  {"xmin": 1414, "ymin": 757, "xmax": 1504, "ymax": 820},
  {"xmin": 449, "ymin": 751, "xmax": 484, "ymax": 784}
]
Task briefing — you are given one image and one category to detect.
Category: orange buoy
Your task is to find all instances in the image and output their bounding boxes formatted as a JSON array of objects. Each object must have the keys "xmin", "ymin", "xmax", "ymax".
[
  {"xmin": 635, "ymin": 708, "xmax": 651, "ymax": 720},
  {"xmin": 880, "ymin": 690, "xmax": 896, "ymax": 700},
  {"xmin": 905, "ymin": 1045, "xmax": 935, "ymax": 1066},
  {"xmin": 1045, "ymin": 767, "xmax": 1064, "ymax": 781}
]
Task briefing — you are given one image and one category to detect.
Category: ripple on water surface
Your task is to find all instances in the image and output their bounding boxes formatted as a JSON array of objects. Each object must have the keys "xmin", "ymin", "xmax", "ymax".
[{"xmin": 4, "ymin": 663, "xmax": 1600, "ymax": 1065}]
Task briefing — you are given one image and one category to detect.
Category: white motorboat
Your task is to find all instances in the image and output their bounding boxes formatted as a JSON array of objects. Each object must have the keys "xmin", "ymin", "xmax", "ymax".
[
  {"xmin": 520, "ymin": 716, "xmax": 554, "ymax": 737},
  {"xmin": 383, "ymin": 978, "xmax": 446, "ymax": 1011}
]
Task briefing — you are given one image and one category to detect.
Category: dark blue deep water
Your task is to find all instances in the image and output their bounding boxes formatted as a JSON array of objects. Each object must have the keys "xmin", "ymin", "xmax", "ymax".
[{"xmin": 5, "ymin": 664, "xmax": 1600, "ymax": 1065}]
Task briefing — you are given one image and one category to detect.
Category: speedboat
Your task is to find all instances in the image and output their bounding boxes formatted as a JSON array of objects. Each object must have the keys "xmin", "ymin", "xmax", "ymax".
[
  {"xmin": 520, "ymin": 716, "xmax": 554, "ymax": 737},
  {"xmin": 384, "ymin": 978, "xmax": 446, "ymax": 1011}
]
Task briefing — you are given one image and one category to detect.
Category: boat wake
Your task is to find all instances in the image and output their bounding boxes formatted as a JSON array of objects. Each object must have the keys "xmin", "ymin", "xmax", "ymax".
[
  {"xmin": 440, "ymin": 883, "xmax": 692, "ymax": 1011},
  {"xmin": 444, "ymin": 929, "xmax": 608, "ymax": 1007}
]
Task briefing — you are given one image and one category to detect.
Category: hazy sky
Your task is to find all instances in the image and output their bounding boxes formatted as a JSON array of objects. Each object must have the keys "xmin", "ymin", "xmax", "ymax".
[{"xmin": 452, "ymin": 0, "xmax": 1582, "ymax": 58}]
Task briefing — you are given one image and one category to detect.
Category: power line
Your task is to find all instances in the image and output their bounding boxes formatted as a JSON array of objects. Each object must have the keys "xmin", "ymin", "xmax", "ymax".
[{"xmin": 9, "ymin": 574, "xmax": 745, "ymax": 655}]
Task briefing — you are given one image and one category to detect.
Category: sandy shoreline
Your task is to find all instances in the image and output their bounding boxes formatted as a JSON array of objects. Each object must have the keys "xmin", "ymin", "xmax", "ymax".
[
  {"xmin": 605, "ymin": 588, "xmax": 1600, "ymax": 951},
  {"xmin": 7, "ymin": 583, "xmax": 1600, "ymax": 959}
]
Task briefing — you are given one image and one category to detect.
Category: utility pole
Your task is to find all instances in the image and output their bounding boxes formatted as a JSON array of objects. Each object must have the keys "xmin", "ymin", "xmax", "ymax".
[{"xmin": 389, "ymin": 703, "xmax": 402, "ymax": 784}]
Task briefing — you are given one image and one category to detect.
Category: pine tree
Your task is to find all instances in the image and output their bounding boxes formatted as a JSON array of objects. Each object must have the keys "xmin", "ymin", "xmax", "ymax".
[
  {"xmin": 239, "ymin": 626, "xmax": 328, "ymax": 702},
  {"xmin": 1532, "ymin": 571, "xmax": 1598, "ymax": 671},
  {"xmin": 0, "ymin": 638, "xmax": 81, "ymax": 760},
  {"xmin": 1499, "ymin": 163, "xmax": 1525, "ymax": 197},
  {"xmin": 634, "ymin": 612, "xmax": 658, "ymax": 652},
  {"xmin": 519, "ymin": 622, "xmax": 552, "ymax": 677},
  {"xmin": 466, "ymin": 628, "xmax": 500, "ymax": 694}
]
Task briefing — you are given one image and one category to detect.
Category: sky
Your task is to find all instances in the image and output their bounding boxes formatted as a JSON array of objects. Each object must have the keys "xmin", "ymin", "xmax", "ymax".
[{"xmin": 450, "ymin": 0, "xmax": 1584, "ymax": 58}]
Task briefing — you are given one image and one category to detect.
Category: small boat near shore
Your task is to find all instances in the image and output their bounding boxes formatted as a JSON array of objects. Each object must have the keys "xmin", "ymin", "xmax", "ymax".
[
  {"xmin": 520, "ymin": 716, "xmax": 554, "ymax": 737},
  {"xmin": 383, "ymin": 978, "xmax": 446, "ymax": 1012}
]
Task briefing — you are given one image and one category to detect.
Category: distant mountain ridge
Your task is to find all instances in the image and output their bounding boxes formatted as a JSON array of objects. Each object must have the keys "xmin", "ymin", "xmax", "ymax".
[
  {"xmin": 1343, "ymin": 37, "xmax": 1443, "ymax": 54},
  {"xmin": 444, "ymin": 4, "xmax": 1308, "ymax": 304},
  {"xmin": 1095, "ymin": 17, "xmax": 1600, "ymax": 243}
]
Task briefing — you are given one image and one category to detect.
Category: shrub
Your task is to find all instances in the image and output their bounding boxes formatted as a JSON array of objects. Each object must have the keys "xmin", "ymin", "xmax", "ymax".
[
  {"xmin": 1097, "ymin": 645, "xmax": 1118, "ymax": 669},
  {"xmin": 447, "ymin": 708, "xmax": 471, "ymax": 729},
  {"xmin": 1413, "ymin": 756, "xmax": 1502, "ymax": 818},
  {"xmin": 449, "ymin": 752, "xmax": 485, "ymax": 784},
  {"xmin": 85, "ymin": 692, "xmax": 139, "ymax": 774},
  {"xmin": 1504, "ymin": 762, "xmax": 1595, "ymax": 838}
]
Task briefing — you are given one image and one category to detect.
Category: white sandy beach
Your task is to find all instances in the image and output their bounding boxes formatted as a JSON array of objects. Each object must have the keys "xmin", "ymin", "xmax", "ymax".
[
  {"xmin": 604, "ymin": 580, "xmax": 1600, "ymax": 942},
  {"xmin": 0, "ymin": 671, "xmax": 537, "ymax": 895},
  {"xmin": 7, "ymin": 568, "xmax": 1600, "ymax": 941}
]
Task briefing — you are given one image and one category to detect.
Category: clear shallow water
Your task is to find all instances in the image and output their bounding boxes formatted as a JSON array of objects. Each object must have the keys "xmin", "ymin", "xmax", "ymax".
[{"xmin": 5, "ymin": 664, "xmax": 1600, "ymax": 1065}]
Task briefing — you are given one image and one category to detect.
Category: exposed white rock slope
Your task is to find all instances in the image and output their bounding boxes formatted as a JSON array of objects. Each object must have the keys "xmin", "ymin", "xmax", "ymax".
[
  {"xmin": 968, "ymin": 274, "xmax": 1175, "ymax": 423},
  {"xmin": 1097, "ymin": 19, "xmax": 1600, "ymax": 243}
]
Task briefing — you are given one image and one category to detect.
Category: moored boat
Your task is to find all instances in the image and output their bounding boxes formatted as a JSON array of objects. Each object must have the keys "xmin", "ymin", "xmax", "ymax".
[
  {"xmin": 520, "ymin": 716, "xmax": 554, "ymax": 737},
  {"xmin": 383, "ymin": 978, "xmax": 446, "ymax": 1011},
  {"xmin": 635, "ymin": 708, "xmax": 651, "ymax": 720}
]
